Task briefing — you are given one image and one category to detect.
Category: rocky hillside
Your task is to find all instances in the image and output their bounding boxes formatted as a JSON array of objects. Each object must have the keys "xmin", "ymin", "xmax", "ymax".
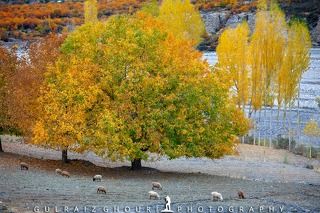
[{"xmin": 199, "ymin": 0, "xmax": 320, "ymax": 51}]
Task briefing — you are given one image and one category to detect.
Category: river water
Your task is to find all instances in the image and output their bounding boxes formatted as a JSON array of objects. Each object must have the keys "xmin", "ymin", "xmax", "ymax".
[{"xmin": 203, "ymin": 49, "xmax": 320, "ymax": 146}]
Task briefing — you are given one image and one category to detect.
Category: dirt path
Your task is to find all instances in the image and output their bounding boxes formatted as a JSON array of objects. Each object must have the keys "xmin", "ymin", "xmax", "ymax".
[{"xmin": 0, "ymin": 138, "xmax": 320, "ymax": 213}]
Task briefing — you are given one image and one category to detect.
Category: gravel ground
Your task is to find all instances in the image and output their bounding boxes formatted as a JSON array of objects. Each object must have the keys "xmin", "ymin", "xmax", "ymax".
[{"xmin": 0, "ymin": 138, "xmax": 320, "ymax": 213}]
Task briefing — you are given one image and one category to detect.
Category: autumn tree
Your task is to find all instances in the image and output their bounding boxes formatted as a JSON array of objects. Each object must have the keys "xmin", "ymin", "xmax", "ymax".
[
  {"xmin": 0, "ymin": 46, "xmax": 17, "ymax": 152},
  {"xmin": 216, "ymin": 21, "xmax": 250, "ymax": 110},
  {"xmin": 159, "ymin": 0, "xmax": 205, "ymax": 44},
  {"xmin": 304, "ymin": 119, "xmax": 320, "ymax": 158},
  {"xmin": 32, "ymin": 0, "xmax": 102, "ymax": 163},
  {"xmin": 36, "ymin": 12, "xmax": 249, "ymax": 169},
  {"xmin": 250, "ymin": 1, "xmax": 287, "ymax": 110},
  {"xmin": 304, "ymin": 119, "xmax": 320, "ymax": 138},
  {"xmin": 8, "ymin": 34, "xmax": 65, "ymax": 141},
  {"xmin": 277, "ymin": 20, "xmax": 310, "ymax": 111},
  {"xmin": 84, "ymin": 0, "xmax": 98, "ymax": 23},
  {"xmin": 31, "ymin": 0, "xmax": 98, "ymax": 163},
  {"xmin": 277, "ymin": 20, "xmax": 311, "ymax": 143},
  {"xmin": 33, "ymin": 57, "xmax": 100, "ymax": 163},
  {"xmin": 216, "ymin": 0, "xmax": 311, "ymax": 146}
]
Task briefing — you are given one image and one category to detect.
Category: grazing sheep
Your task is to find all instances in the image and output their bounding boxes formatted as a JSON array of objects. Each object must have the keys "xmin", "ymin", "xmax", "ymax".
[
  {"xmin": 20, "ymin": 162, "xmax": 29, "ymax": 170},
  {"xmin": 238, "ymin": 191, "xmax": 245, "ymax": 199},
  {"xmin": 97, "ymin": 186, "xmax": 107, "ymax": 194},
  {"xmin": 93, "ymin": 175, "xmax": 102, "ymax": 182},
  {"xmin": 211, "ymin": 192, "xmax": 223, "ymax": 201},
  {"xmin": 152, "ymin": 182, "xmax": 162, "ymax": 190},
  {"xmin": 55, "ymin": 169, "xmax": 62, "ymax": 175},
  {"xmin": 61, "ymin": 171, "xmax": 70, "ymax": 178},
  {"xmin": 148, "ymin": 191, "xmax": 160, "ymax": 200}
]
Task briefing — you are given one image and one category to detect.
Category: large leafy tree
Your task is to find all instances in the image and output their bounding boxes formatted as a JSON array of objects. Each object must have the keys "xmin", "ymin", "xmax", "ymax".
[
  {"xmin": 0, "ymin": 46, "xmax": 17, "ymax": 152},
  {"xmin": 34, "ymin": 12, "xmax": 248, "ymax": 169},
  {"xmin": 32, "ymin": 57, "xmax": 100, "ymax": 163},
  {"xmin": 8, "ymin": 35, "xmax": 65, "ymax": 140}
]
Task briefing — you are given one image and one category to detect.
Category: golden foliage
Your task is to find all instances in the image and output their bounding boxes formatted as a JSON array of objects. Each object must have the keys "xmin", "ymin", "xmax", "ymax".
[
  {"xmin": 33, "ymin": 12, "xmax": 249, "ymax": 162},
  {"xmin": 84, "ymin": 0, "xmax": 98, "ymax": 23},
  {"xmin": 304, "ymin": 120, "xmax": 320, "ymax": 137},
  {"xmin": 159, "ymin": 0, "xmax": 205, "ymax": 44},
  {"xmin": 216, "ymin": 21, "xmax": 250, "ymax": 109},
  {"xmin": 277, "ymin": 20, "xmax": 311, "ymax": 107},
  {"xmin": 216, "ymin": 1, "xmax": 311, "ymax": 112}
]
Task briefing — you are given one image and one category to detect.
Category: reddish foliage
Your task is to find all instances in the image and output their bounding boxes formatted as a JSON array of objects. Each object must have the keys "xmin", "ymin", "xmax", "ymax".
[
  {"xmin": 7, "ymin": 34, "xmax": 66, "ymax": 138},
  {"xmin": 0, "ymin": 0, "xmax": 145, "ymax": 40}
]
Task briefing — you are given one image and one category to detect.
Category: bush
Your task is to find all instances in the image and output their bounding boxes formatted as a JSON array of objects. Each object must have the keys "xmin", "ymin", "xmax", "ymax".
[
  {"xmin": 243, "ymin": 135, "xmax": 254, "ymax": 145},
  {"xmin": 311, "ymin": 146, "xmax": 320, "ymax": 158},
  {"xmin": 272, "ymin": 136, "xmax": 296, "ymax": 150},
  {"xmin": 293, "ymin": 144, "xmax": 305, "ymax": 156},
  {"xmin": 293, "ymin": 144, "xmax": 320, "ymax": 159}
]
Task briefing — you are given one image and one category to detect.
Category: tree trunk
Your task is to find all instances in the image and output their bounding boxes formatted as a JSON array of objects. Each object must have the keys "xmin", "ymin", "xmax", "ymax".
[
  {"xmin": 269, "ymin": 106, "xmax": 272, "ymax": 148},
  {"xmin": 288, "ymin": 105, "xmax": 292, "ymax": 151},
  {"xmin": 263, "ymin": 106, "xmax": 266, "ymax": 147},
  {"xmin": 297, "ymin": 83, "xmax": 301, "ymax": 144},
  {"xmin": 0, "ymin": 137, "xmax": 3, "ymax": 152},
  {"xmin": 62, "ymin": 149, "xmax": 69, "ymax": 163},
  {"xmin": 131, "ymin": 159, "xmax": 142, "ymax": 170}
]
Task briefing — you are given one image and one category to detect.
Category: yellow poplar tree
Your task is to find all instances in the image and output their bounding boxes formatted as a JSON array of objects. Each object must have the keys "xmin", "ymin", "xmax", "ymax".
[
  {"xmin": 304, "ymin": 119, "xmax": 320, "ymax": 158},
  {"xmin": 277, "ymin": 20, "xmax": 311, "ymax": 108},
  {"xmin": 84, "ymin": 0, "xmax": 98, "ymax": 23},
  {"xmin": 159, "ymin": 0, "xmax": 205, "ymax": 44},
  {"xmin": 249, "ymin": 1, "xmax": 286, "ymax": 109},
  {"xmin": 216, "ymin": 0, "xmax": 311, "ymax": 146},
  {"xmin": 216, "ymin": 21, "xmax": 250, "ymax": 110}
]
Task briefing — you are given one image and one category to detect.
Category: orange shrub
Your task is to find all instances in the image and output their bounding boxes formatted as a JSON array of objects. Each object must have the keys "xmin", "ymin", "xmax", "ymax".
[{"xmin": 0, "ymin": 0, "xmax": 146, "ymax": 40}]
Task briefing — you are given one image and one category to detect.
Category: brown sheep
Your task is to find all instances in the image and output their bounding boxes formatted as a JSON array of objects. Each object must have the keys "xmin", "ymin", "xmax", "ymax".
[
  {"xmin": 20, "ymin": 162, "xmax": 29, "ymax": 170},
  {"xmin": 238, "ymin": 191, "xmax": 245, "ymax": 199},
  {"xmin": 97, "ymin": 186, "xmax": 107, "ymax": 194}
]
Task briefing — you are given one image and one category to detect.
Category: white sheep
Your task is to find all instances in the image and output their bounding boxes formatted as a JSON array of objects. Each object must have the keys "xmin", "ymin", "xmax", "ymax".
[
  {"xmin": 93, "ymin": 174, "xmax": 102, "ymax": 182},
  {"xmin": 97, "ymin": 186, "xmax": 107, "ymax": 194},
  {"xmin": 211, "ymin": 192, "xmax": 223, "ymax": 201},
  {"xmin": 20, "ymin": 162, "xmax": 29, "ymax": 170},
  {"xmin": 152, "ymin": 182, "xmax": 162, "ymax": 190},
  {"xmin": 148, "ymin": 191, "xmax": 160, "ymax": 200},
  {"xmin": 55, "ymin": 168, "xmax": 62, "ymax": 175},
  {"xmin": 61, "ymin": 171, "xmax": 70, "ymax": 178}
]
